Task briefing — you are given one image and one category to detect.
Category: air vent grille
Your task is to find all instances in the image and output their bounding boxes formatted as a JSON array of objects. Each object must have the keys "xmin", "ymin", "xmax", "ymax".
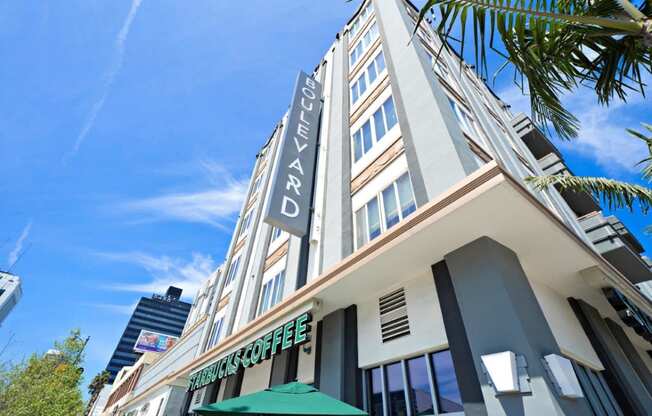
[{"xmin": 379, "ymin": 288, "xmax": 410, "ymax": 342}]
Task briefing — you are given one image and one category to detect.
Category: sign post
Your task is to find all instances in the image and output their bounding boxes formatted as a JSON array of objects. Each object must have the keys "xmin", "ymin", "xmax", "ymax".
[{"xmin": 264, "ymin": 71, "xmax": 322, "ymax": 237}]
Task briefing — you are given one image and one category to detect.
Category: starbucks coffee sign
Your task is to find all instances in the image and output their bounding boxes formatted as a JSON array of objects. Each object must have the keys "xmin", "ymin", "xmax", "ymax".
[{"xmin": 187, "ymin": 312, "xmax": 312, "ymax": 392}]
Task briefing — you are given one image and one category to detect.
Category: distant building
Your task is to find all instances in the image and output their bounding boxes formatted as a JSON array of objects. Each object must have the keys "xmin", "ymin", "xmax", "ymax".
[
  {"xmin": 0, "ymin": 272, "xmax": 22, "ymax": 325},
  {"xmin": 104, "ymin": 286, "xmax": 191, "ymax": 382}
]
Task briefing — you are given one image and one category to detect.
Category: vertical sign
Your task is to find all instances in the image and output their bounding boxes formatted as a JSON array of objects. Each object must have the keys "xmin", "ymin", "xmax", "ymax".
[{"xmin": 264, "ymin": 71, "xmax": 322, "ymax": 237}]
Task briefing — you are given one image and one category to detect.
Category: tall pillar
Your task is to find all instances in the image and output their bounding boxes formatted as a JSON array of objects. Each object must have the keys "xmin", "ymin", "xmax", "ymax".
[
  {"xmin": 434, "ymin": 236, "xmax": 593, "ymax": 415},
  {"xmin": 373, "ymin": 0, "xmax": 479, "ymax": 206},
  {"xmin": 317, "ymin": 306, "xmax": 361, "ymax": 407},
  {"xmin": 321, "ymin": 31, "xmax": 353, "ymax": 271},
  {"xmin": 569, "ymin": 298, "xmax": 652, "ymax": 415},
  {"xmin": 605, "ymin": 318, "xmax": 652, "ymax": 395}
]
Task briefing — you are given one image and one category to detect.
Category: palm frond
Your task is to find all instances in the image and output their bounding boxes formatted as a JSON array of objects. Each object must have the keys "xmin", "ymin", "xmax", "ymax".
[
  {"xmin": 628, "ymin": 123, "xmax": 652, "ymax": 180},
  {"xmin": 526, "ymin": 174, "xmax": 652, "ymax": 213},
  {"xmin": 416, "ymin": 0, "xmax": 652, "ymax": 140}
]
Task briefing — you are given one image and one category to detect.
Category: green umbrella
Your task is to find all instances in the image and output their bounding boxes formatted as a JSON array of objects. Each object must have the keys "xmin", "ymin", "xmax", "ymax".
[{"xmin": 195, "ymin": 382, "xmax": 368, "ymax": 416}]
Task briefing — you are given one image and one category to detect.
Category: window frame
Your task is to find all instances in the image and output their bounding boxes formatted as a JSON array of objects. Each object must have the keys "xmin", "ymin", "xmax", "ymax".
[
  {"xmin": 351, "ymin": 95, "xmax": 399, "ymax": 165},
  {"xmin": 351, "ymin": 50, "xmax": 387, "ymax": 106},
  {"xmin": 353, "ymin": 171, "xmax": 417, "ymax": 249},
  {"xmin": 350, "ymin": 21, "xmax": 379, "ymax": 68},
  {"xmin": 363, "ymin": 350, "xmax": 464, "ymax": 416},
  {"xmin": 256, "ymin": 270, "xmax": 286, "ymax": 316},
  {"xmin": 349, "ymin": 2, "xmax": 374, "ymax": 40},
  {"xmin": 224, "ymin": 255, "xmax": 241, "ymax": 287}
]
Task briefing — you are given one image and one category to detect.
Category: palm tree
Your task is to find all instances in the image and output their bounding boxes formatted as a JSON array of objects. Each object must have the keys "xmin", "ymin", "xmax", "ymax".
[
  {"xmin": 416, "ymin": 0, "xmax": 651, "ymax": 140},
  {"xmin": 85, "ymin": 370, "xmax": 110, "ymax": 415},
  {"xmin": 527, "ymin": 124, "xmax": 652, "ymax": 214},
  {"xmin": 415, "ymin": 0, "xmax": 652, "ymax": 214}
]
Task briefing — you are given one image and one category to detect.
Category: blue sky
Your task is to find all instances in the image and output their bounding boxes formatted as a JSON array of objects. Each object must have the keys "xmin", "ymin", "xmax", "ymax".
[{"xmin": 0, "ymin": 0, "xmax": 650, "ymax": 394}]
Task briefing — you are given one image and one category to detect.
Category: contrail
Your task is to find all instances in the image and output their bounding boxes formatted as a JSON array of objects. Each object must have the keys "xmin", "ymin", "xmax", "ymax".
[
  {"xmin": 7, "ymin": 221, "xmax": 32, "ymax": 268},
  {"xmin": 67, "ymin": 0, "xmax": 143, "ymax": 159}
]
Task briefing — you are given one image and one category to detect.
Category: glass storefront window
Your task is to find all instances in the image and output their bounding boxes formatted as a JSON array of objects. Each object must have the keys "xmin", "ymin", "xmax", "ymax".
[
  {"xmin": 369, "ymin": 367, "xmax": 384, "ymax": 416},
  {"xmin": 366, "ymin": 350, "xmax": 463, "ymax": 416},
  {"xmin": 431, "ymin": 350, "xmax": 463, "ymax": 413},
  {"xmin": 386, "ymin": 362, "xmax": 408, "ymax": 416},
  {"xmin": 406, "ymin": 356, "xmax": 434, "ymax": 415}
]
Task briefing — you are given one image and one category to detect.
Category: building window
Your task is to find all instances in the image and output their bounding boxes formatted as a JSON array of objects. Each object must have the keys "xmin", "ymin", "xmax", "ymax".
[
  {"xmin": 209, "ymin": 317, "xmax": 224, "ymax": 348},
  {"xmin": 447, "ymin": 97, "xmax": 481, "ymax": 140},
  {"xmin": 224, "ymin": 256, "xmax": 241, "ymax": 286},
  {"xmin": 257, "ymin": 271, "xmax": 285, "ymax": 316},
  {"xmin": 431, "ymin": 350, "xmax": 463, "ymax": 413},
  {"xmin": 365, "ymin": 351, "xmax": 463, "ymax": 416},
  {"xmin": 352, "ymin": 96, "xmax": 398, "ymax": 163},
  {"xmin": 368, "ymin": 367, "xmax": 383, "ymax": 416},
  {"xmin": 350, "ymin": 22, "xmax": 379, "ymax": 68},
  {"xmin": 406, "ymin": 356, "xmax": 434, "ymax": 415},
  {"xmin": 351, "ymin": 51, "xmax": 387, "ymax": 105},
  {"xmin": 349, "ymin": 2, "xmax": 374, "ymax": 39},
  {"xmin": 354, "ymin": 172, "xmax": 416, "ymax": 249},
  {"xmin": 270, "ymin": 226, "xmax": 283, "ymax": 242},
  {"xmin": 251, "ymin": 174, "xmax": 263, "ymax": 195},
  {"xmin": 238, "ymin": 210, "xmax": 254, "ymax": 239},
  {"xmin": 386, "ymin": 362, "xmax": 408, "ymax": 416}
]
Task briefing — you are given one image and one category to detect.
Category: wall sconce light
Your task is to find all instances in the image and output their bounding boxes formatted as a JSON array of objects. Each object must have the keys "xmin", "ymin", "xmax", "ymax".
[
  {"xmin": 480, "ymin": 351, "xmax": 520, "ymax": 394},
  {"xmin": 542, "ymin": 354, "xmax": 584, "ymax": 399}
]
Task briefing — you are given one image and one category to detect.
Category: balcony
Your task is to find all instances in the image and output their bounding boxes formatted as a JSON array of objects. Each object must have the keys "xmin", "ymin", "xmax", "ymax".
[
  {"xmin": 511, "ymin": 113, "xmax": 561, "ymax": 160},
  {"xmin": 580, "ymin": 212, "xmax": 652, "ymax": 284},
  {"xmin": 537, "ymin": 153, "xmax": 601, "ymax": 217}
]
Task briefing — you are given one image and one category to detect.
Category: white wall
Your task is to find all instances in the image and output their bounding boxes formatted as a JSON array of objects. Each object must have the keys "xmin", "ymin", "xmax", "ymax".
[
  {"xmin": 530, "ymin": 281, "xmax": 604, "ymax": 370},
  {"xmin": 357, "ymin": 272, "xmax": 448, "ymax": 368}
]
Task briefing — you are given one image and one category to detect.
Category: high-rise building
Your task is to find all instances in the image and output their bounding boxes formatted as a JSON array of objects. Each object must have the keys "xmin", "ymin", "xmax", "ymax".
[
  {"xmin": 0, "ymin": 271, "xmax": 22, "ymax": 326},
  {"xmin": 105, "ymin": 1, "xmax": 652, "ymax": 415},
  {"xmin": 104, "ymin": 286, "xmax": 191, "ymax": 382}
]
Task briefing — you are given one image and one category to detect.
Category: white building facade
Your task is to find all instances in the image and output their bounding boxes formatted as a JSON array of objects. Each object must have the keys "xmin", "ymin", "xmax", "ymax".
[
  {"xmin": 0, "ymin": 271, "xmax": 22, "ymax": 325},
  {"xmin": 107, "ymin": 1, "xmax": 652, "ymax": 415}
]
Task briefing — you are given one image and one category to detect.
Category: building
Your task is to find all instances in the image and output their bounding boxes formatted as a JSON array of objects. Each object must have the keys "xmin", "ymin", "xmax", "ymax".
[
  {"xmin": 104, "ymin": 286, "xmax": 192, "ymax": 382},
  {"xmin": 106, "ymin": 1, "xmax": 652, "ymax": 415},
  {"xmin": 0, "ymin": 271, "xmax": 22, "ymax": 325},
  {"xmin": 88, "ymin": 384, "xmax": 112, "ymax": 416}
]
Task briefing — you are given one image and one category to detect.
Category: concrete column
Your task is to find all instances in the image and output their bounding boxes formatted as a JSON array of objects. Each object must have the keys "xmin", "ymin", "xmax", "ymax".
[
  {"xmin": 605, "ymin": 318, "xmax": 652, "ymax": 395},
  {"xmin": 437, "ymin": 236, "xmax": 593, "ymax": 415},
  {"xmin": 321, "ymin": 32, "xmax": 353, "ymax": 271},
  {"xmin": 570, "ymin": 298, "xmax": 652, "ymax": 415},
  {"xmin": 317, "ymin": 306, "xmax": 361, "ymax": 407},
  {"xmin": 373, "ymin": 0, "xmax": 478, "ymax": 206}
]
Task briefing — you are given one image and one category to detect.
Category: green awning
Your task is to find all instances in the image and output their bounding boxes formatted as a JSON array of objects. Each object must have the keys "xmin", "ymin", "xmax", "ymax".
[{"xmin": 195, "ymin": 382, "xmax": 368, "ymax": 415}]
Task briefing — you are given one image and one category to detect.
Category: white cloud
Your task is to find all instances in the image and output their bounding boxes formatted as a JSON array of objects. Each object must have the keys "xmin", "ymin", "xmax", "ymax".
[
  {"xmin": 86, "ymin": 301, "xmax": 138, "ymax": 316},
  {"xmin": 66, "ymin": 0, "xmax": 144, "ymax": 159},
  {"xmin": 498, "ymin": 82, "xmax": 650, "ymax": 177},
  {"xmin": 7, "ymin": 221, "xmax": 32, "ymax": 268},
  {"xmin": 114, "ymin": 161, "xmax": 248, "ymax": 230},
  {"xmin": 96, "ymin": 251, "xmax": 215, "ymax": 296}
]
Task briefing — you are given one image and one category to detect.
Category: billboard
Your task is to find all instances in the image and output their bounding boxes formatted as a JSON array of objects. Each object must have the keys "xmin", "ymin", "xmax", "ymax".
[
  {"xmin": 133, "ymin": 330, "xmax": 179, "ymax": 353},
  {"xmin": 263, "ymin": 71, "xmax": 322, "ymax": 237}
]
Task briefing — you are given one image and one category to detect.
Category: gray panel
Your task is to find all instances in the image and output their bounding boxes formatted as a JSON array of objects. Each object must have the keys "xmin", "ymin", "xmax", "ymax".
[
  {"xmin": 373, "ymin": 0, "xmax": 478, "ymax": 206},
  {"xmin": 317, "ymin": 306, "xmax": 361, "ymax": 407},
  {"xmin": 605, "ymin": 318, "xmax": 652, "ymax": 395},
  {"xmin": 569, "ymin": 298, "xmax": 652, "ymax": 415},
  {"xmin": 222, "ymin": 369, "xmax": 244, "ymax": 400},
  {"xmin": 431, "ymin": 261, "xmax": 488, "ymax": 416},
  {"xmin": 444, "ymin": 237, "xmax": 593, "ymax": 415},
  {"xmin": 269, "ymin": 347, "xmax": 299, "ymax": 387},
  {"xmin": 264, "ymin": 71, "xmax": 322, "ymax": 237}
]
